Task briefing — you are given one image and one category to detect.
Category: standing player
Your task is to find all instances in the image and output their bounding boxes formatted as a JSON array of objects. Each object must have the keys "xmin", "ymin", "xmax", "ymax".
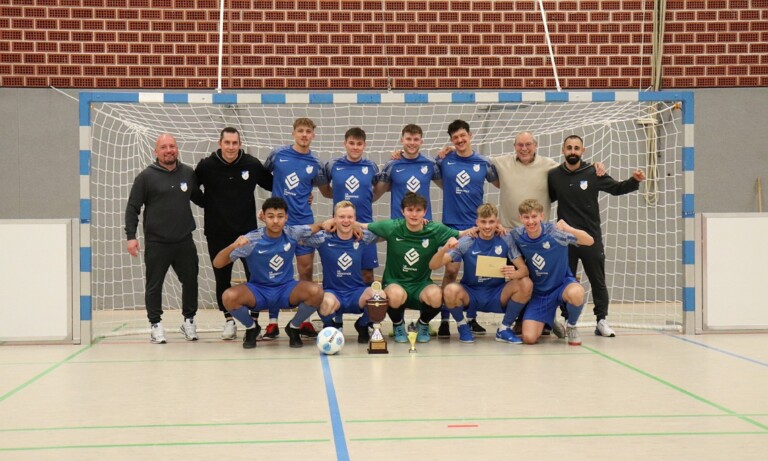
[
  {"xmin": 263, "ymin": 118, "xmax": 328, "ymax": 340},
  {"xmin": 374, "ymin": 124, "xmax": 441, "ymax": 220},
  {"xmin": 212, "ymin": 197, "xmax": 328, "ymax": 349},
  {"xmin": 548, "ymin": 135, "xmax": 646, "ymax": 337},
  {"xmin": 434, "ymin": 120, "xmax": 500, "ymax": 338},
  {"xmin": 125, "ymin": 133, "xmax": 200, "ymax": 344},
  {"xmin": 511, "ymin": 199, "xmax": 594, "ymax": 345},
  {"xmin": 430, "ymin": 203, "xmax": 531, "ymax": 343},
  {"xmin": 194, "ymin": 127, "xmax": 273, "ymax": 341},
  {"xmin": 301, "ymin": 201, "xmax": 383, "ymax": 343},
  {"xmin": 362, "ymin": 192, "xmax": 475, "ymax": 344}
]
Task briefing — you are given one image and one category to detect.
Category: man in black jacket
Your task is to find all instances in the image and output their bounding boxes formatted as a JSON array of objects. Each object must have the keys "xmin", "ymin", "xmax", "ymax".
[
  {"xmin": 195, "ymin": 127, "xmax": 273, "ymax": 341},
  {"xmin": 548, "ymin": 135, "xmax": 645, "ymax": 338},
  {"xmin": 125, "ymin": 133, "xmax": 201, "ymax": 344}
]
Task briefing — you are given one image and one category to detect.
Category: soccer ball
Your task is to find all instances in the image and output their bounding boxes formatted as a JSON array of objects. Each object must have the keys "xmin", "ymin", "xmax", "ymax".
[{"xmin": 316, "ymin": 327, "xmax": 345, "ymax": 355}]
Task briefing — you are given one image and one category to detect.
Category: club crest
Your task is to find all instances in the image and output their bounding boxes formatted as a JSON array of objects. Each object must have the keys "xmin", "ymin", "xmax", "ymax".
[
  {"xmin": 543, "ymin": 241, "xmax": 551, "ymax": 249},
  {"xmin": 580, "ymin": 180, "xmax": 588, "ymax": 190},
  {"xmin": 306, "ymin": 165, "xmax": 314, "ymax": 174},
  {"xmin": 283, "ymin": 242, "xmax": 291, "ymax": 251},
  {"xmin": 494, "ymin": 245, "xmax": 502, "ymax": 255},
  {"xmin": 420, "ymin": 165, "xmax": 428, "ymax": 175},
  {"xmin": 180, "ymin": 182, "xmax": 188, "ymax": 192},
  {"xmin": 241, "ymin": 170, "xmax": 249, "ymax": 180},
  {"xmin": 361, "ymin": 166, "xmax": 369, "ymax": 175},
  {"xmin": 422, "ymin": 238, "xmax": 429, "ymax": 248},
  {"xmin": 353, "ymin": 241, "xmax": 359, "ymax": 250},
  {"xmin": 473, "ymin": 164, "xmax": 480, "ymax": 172}
]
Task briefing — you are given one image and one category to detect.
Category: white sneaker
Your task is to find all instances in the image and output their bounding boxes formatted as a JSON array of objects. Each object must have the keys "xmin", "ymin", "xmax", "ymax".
[
  {"xmin": 566, "ymin": 325, "xmax": 582, "ymax": 346},
  {"xmin": 180, "ymin": 318, "xmax": 198, "ymax": 341},
  {"xmin": 221, "ymin": 319, "xmax": 237, "ymax": 340},
  {"xmin": 595, "ymin": 319, "xmax": 616, "ymax": 337},
  {"xmin": 151, "ymin": 323, "xmax": 166, "ymax": 344},
  {"xmin": 551, "ymin": 320, "xmax": 566, "ymax": 339}
]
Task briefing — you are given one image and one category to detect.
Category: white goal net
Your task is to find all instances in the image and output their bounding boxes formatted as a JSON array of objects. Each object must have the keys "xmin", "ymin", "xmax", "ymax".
[{"xmin": 88, "ymin": 94, "xmax": 684, "ymax": 338}]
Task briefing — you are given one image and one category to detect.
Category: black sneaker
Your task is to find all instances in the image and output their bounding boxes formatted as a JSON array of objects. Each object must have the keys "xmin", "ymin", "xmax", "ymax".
[
  {"xmin": 437, "ymin": 320, "xmax": 451, "ymax": 339},
  {"xmin": 285, "ymin": 324, "xmax": 304, "ymax": 348},
  {"xmin": 299, "ymin": 321, "xmax": 318, "ymax": 338},
  {"xmin": 243, "ymin": 326, "xmax": 259, "ymax": 349},
  {"xmin": 354, "ymin": 318, "xmax": 370, "ymax": 344},
  {"xmin": 468, "ymin": 318, "xmax": 486, "ymax": 335}
]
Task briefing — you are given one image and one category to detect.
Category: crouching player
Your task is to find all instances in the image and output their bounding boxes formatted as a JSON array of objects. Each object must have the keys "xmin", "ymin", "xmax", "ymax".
[
  {"xmin": 510, "ymin": 199, "xmax": 594, "ymax": 345},
  {"xmin": 430, "ymin": 203, "xmax": 532, "ymax": 344},
  {"xmin": 302, "ymin": 200, "xmax": 384, "ymax": 344},
  {"xmin": 213, "ymin": 197, "xmax": 329, "ymax": 349}
]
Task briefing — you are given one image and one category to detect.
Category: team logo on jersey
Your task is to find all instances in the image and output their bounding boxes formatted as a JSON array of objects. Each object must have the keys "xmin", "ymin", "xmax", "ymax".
[
  {"xmin": 361, "ymin": 166, "xmax": 369, "ymax": 175},
  {"xmin": 180, "ymin": 182, "xmax": 188, "ymax": 192},
  {"xmin": 241, "ymin": 170, "xmax": 249, "ymax": 180},
  {"xmin": 283, "ymin": 242, "xmax": 291, "ymax": 251},
  {"xmin": 269, "ymin": 254, "xmax": 284, "ymax": 271},
  {"xmin": 421, "ymin": 238, "xmax": 429, "ymax": 248},
  {"xmin": 420, "ymin": 165, "xmax": 428, "ymax": 175},
  {"xmin": 531, "ymin": 253, "xmax": 546, "ymax": 270},
  {"xmin": 473, "ymin": 164, "xmax": 480, "ymax": 172},
  {"xmin": 353, "ymin": 241, "xmax": 359, "ymax": 250},
  {"xmin": 337, "ymin": 252, "xmax": 353, "ymax": 271},
  {"xmin": 580, "ymin": 180, "xmax": 588, "ymax": 190},
  {"xmin": 543, "ymin": 241, "xmax": 550, "ymax": 249},
  {"xmin": 494, "ymin": 245, "xmax": 503, "ymax": 255},
  {"xmin": 306, "ymin": 165, "xmax": 314, "ymax": 174},
  {"xmin": 456, "ymin": 170, "xmax": 471, "ymax": 188},
  {"xmin": 406, "ymin": 176, "xmax": 421, "ymax": 192},
  {"xmin": 345, "ymin": 176, "xmax": 360, "ymax": 193},
  {"xmin": 285, "ymin": 172, "xmax": 300, "ymax": 190},
  {"xmin": 404, "ymin": 248, "xmax": 420, "ymax": 266}
]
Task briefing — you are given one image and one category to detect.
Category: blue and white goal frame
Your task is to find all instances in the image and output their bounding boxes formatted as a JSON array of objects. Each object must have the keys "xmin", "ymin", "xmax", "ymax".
[{"xmin": 77, "ymin": 90, "xmax": 695, "ymax": 342}]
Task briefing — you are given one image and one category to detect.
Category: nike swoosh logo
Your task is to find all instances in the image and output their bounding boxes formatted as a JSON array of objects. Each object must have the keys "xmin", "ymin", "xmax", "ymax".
[
  {"xmin": 258, "ymin": 250, "xmax": 269, "ymax": 254},
  {"xmin": 335, "ymin": 167, "xmax": 345, "ymax": 171},
  {"xmin": 279, "ymin": 159, "xmax": 290, "ymax": 162},
  {"xmin": 447, "ymin": 162, "xmax": 456, "ymax": 165},
  {"xmin": 471, "ymin": 251, "xmax": 482, "ymax": 255},
  {"xmin": 395, "ymin": 169, "xmax": 405, "ymax": 173},
  {"xmin": 327, "ymin": 243, "xmax": 336, "ymax": 247},
  {"xmin": 395, "ymin": 238, "xmax": 403, "ymax": 241}
]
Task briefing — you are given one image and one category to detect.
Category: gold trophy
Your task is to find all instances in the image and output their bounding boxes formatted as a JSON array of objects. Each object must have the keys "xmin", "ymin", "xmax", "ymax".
[
  {"xmin": 407, "ymin": 331, "xmax": 417, "ymax": 353},
  {"xmin": 366, "ymin": 281, "xmax": 389, "ymax": 354}
]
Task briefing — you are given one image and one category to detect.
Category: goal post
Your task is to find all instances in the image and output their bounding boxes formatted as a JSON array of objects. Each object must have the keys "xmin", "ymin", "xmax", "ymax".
[{"xmin": 78, "ymin": 90, "xmax": 695, "ymax": 340}]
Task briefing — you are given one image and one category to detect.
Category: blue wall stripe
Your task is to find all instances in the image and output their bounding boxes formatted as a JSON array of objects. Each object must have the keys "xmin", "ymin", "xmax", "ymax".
[
  {"xmin": 682, "ymin": 194, "xmax": 695, "ymax": 217},
  {"xmin": 79, "ymin": 150, "xmax": 90, "ymax": 175},
  {"xmin": 212, "ymin": 93, "xmax": 237, "ymax": 104},
  {"xmin": 309, "ymin": 93, "xmax": 334, "ymax": 104},
  {"xmin": 319, "ymin": 354, "xmax": 349, "ymax": 461},
  {"xmin": 683, "ymin": 287, "xmax": 695, "ymax": 312},
  {"xmin": 683, "ymin": 240, "xmax": 695, "ymax": 265},
  {"xmin": 163, "ymin": 93, "xmax": 188, "ymax": 104},
  {"xmin": 592, "ymin": 92, "xmax": 616, "ymax": 102},
  {"xmin": 452, "ymin": 92, "xmax": 475, "ymax": 103},
  {"xmin": 682, "ymin": 147, "xmax": 694, "ymax": 171},
  {"xmin": 498, "ymin": 92, "xmax": 522, "ymax": 102},
  {"xmin": 357, "ymin": 93, "xmax": 381, "ymax": 104},
  {"xmin": 545, "ymin": 92, "xmax": 569, "ymax": 102},
  {"xmin": 80, "ymin": 296, "xmax": 92, "ymax": 321},
  {"xmin": 79, "ymin": 199, "xmax": 91, "ymax": 223},
  {"xmin": 262, "ymin": 93, "xmax": 287, "ymax": 104},
  {"xmin": 80, "ymin": 247, "xmax": 91, "ymax": 273},
  {"xmin": 404, "ymin": 93, "xmax": 428, "ymax": 103}
]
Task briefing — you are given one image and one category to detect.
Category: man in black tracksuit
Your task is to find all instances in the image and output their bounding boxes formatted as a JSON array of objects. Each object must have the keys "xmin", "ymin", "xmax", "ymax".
[
  {"xmin": 125, "ymin": 133, "xmax": 201, "ymax": 344},
  {"xmin": 548, "ymin": 135, "xmax": 646, "ymax": 338},
  {"xmin": 194, "ymin": 127, "xmax": 273, "ymax": 340}
]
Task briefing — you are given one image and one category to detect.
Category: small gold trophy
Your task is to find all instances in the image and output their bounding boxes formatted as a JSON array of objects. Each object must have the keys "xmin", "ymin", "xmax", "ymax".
[
  {"xmin": 366, "ymin": 281, "xmax": 389, "ymax": 354},
  {"xmin": 407, "ymin": 331, "xmax": 417, "ymax": 353}
]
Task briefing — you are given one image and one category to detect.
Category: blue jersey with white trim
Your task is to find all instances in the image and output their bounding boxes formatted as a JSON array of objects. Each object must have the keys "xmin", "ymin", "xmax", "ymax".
[
  {"xmin": 231, "ymin": 225, "xmax": 312, "ymax": 287},
  {"xmin": 264, "ymin": 145, "xmax": 327, "ymax": 225},
  {"xmin": 436, "ymin": 151, "xmax": 498, "ymax": 229},
  {"xmin": 379, "ymin": 154, "xmax": 440, "ymax": 220},
  {"xmin": 302, "ymin": 230, "xmax": 378, "ymax": 291},
  {"xmin": 511, "ymin": 222, "xmax": 577, "ymax": 295},
  {"xmin": 449, "ymin": 234, "xmax": 520, "ymax": 288},
  {"xmin": 323, "ymin": 156, "xmax": 379, "ymax": 223}
]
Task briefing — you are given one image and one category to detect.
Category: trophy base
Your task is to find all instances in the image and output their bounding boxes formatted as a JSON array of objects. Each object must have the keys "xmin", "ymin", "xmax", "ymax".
[{"xmin": 367, "ymin": 340, "xmax": 389, "ymax": 354}]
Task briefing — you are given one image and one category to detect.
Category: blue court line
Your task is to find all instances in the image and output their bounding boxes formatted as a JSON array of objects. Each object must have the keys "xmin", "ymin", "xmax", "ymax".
[
  {"xmin": 320, "ymin": 353, "xmax": 350, "ymax": 461},
  {"xmin": 661, "ymin": 332, "xmax": 768, "ymax": 368}
]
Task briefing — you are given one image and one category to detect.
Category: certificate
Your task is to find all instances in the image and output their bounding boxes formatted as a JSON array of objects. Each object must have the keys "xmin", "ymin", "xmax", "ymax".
[{"xmin": 475, "ymin": 255, "xmax": 507, "ymax": 279}]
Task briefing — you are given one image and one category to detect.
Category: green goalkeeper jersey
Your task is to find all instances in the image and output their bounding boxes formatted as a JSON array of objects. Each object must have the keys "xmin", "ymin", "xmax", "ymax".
[{"xmin": 367, "ymin": 219, "xmax": 459, "ymax": 287}]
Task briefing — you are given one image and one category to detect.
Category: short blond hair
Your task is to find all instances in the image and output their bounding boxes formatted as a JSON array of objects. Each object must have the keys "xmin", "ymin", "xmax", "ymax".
[
  {"xmin": 293, "ymin": 117, "xmax": 316, "ymax": 130},
  {"xmin": 518, "ymin": 198, "xmax": 544, "ymax": 215},
  {"xmin": 334, "ymin": 200, "xmax": 356, "ymax": 216},
  {"xmin": 476, "ymin": 203, "xmax": 498, "ymax": 219}
]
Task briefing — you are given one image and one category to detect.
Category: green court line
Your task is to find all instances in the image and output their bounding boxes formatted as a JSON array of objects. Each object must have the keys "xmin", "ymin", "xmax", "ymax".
[
  {"xmin": 582, "ymin": 345, "xmax": 768, "ymax": 432},
  {"xmin": 347, "ymin": 413, "xmax": 768, "ymax": 424},
  {"xmin": 350, "ymin": 430, "xmax": 767, "ymax": 442},
  {"xmin": 0, "ymin": 344, "xmax": 94, "ymax": 404},
  {"xmin": 0, "ymin": 438, "xmax": 330, "ymax": 453},
  {"xmin": 0, "ymin": 420, "xmax": 326, "ymax": 433}
]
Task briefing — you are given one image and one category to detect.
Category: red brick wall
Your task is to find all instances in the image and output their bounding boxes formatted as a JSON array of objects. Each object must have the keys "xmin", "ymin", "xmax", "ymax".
[{"xmin": 1, "ymin": 0, "xmax": 766, "ymax": 89}]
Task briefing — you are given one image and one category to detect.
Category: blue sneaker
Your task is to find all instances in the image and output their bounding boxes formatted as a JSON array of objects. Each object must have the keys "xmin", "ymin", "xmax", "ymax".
[
  {"xmin": 457, "ymin": 323, "xmax": 475, "ymax": 343},
  {"xmin": 416, "ymin": 321, "xmax": 431, "ymax": 343},
  {"xmin": 393, "ymin": 322, "xmax": 408, "ymax": 343},
  {"xmin": 495, "ymin": 328, "xmax": 522, "ymax": 344}
]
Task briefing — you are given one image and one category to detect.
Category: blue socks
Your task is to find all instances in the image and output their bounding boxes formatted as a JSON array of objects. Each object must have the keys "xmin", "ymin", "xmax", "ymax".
[
  {"xmin": 230, "ymin": 306, "xmax": 255, "ymax": 328},
  {"xmin": 565, "ymin": 303, "xmax": 584, "ymax": 326},
  {"xmin": 290, "ymin": 302, "xmax": 316, "ymax": 328},
  {"xmin": 501, "ymin": 300, "xmax": 526, "ymax": 328}
]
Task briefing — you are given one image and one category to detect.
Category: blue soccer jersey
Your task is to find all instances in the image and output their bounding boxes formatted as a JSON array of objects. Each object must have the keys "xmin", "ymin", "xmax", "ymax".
[
  {"xmin": 265, "ymin": 145, "xmax": 328, "ymax": 225},
  {"xmin": 302, "ymin": 230, "xmax": 378, "ymax": 291},
  {"xmin": 323, "ymin": 156, "xmax": 379, "ymax": 222},
  {"xmin": 511, "ymin": 222, "xmax": 577, "ymax": 295},
  {"xmin": 449, "ymin": 234, "xmax": 521, "ymax": 289},
  {"xmin": 379, "ymin": 154, "xmax": 440, "ymax": 220},
  {"xmin": 230, "ymin": 225, "xmax": 313, "ymax": 287},
  {"xmin": 436, "ymin": 151, "xmax": 498, "ymax": 229}
]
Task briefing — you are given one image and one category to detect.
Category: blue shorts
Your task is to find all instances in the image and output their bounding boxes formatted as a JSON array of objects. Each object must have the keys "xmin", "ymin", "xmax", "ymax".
[
  {"xmin": 464, "ymin": 284, "xmax": 506, "ymax": 314},
  {"xmin": 325, "ymin": 286, "xmax": 367, "ymax": 314},
  {"xmin": 523, "ymin": 277, "xmax": 578, "ymax": 324},
  {"xmin": 361, "ymin": 241, "xmax": 379, "ymax": 270},
  {"xmin": 246, "ymin": 280, "xmax": 300, "ymax": 312},
  {"xmin": 295, "ymin": 242, "xmax": 316, "ymax": 257}
]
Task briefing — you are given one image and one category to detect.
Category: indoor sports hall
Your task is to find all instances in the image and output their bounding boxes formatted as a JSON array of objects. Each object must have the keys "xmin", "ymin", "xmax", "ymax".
[{"xmin": 1, "ymin": 1, "xmax": 766, "ymax": 460}]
